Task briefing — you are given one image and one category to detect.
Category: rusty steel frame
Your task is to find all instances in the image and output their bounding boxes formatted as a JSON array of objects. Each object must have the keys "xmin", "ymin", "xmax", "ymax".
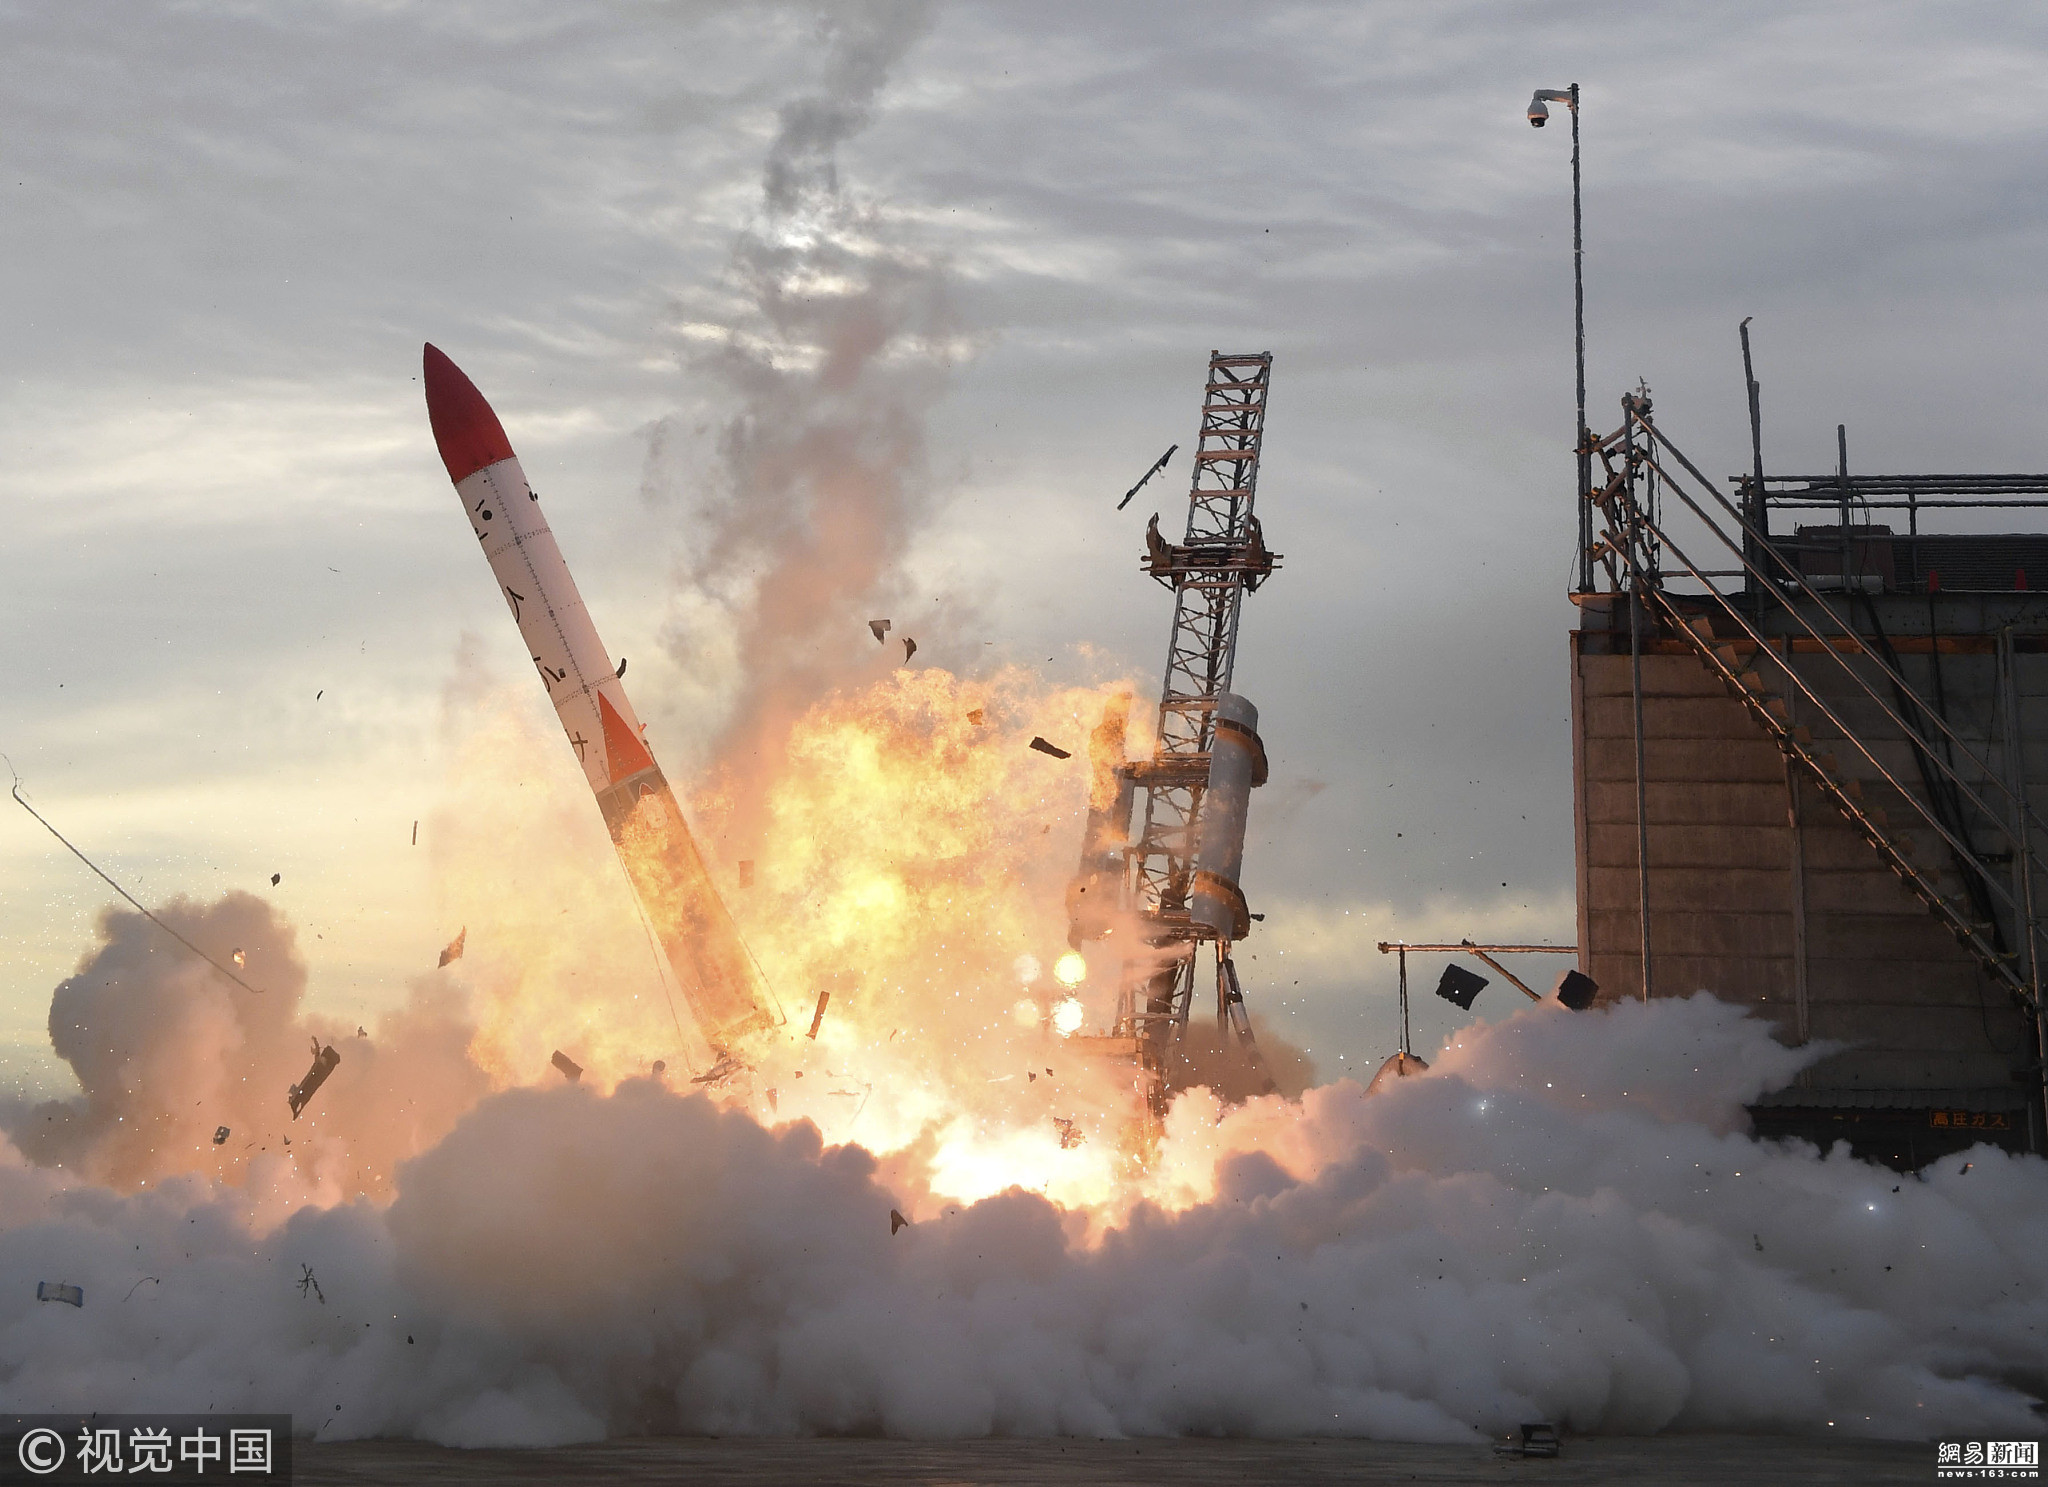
[{"xmin": 1118, "ymin": 351, "xmax": 1277, "ymax": 1059}]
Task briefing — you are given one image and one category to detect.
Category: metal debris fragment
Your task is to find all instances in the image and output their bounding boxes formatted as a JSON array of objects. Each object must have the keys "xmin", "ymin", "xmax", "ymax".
[
  {"xmin": 36, "ymin": 1281, "xmax": 83, "ymax": 1307},
  {"xmin": 356, "ymin": 1026, "xmax": 367, "ymax": 1038},
  {"xmin": 122, "ymin": 1277, "xmax": 159, "ymax": 1301},
  {"xmin": 1053, "ymin": 1117, "xmax": 1084, "ymax": 1149},
  {"xmin": 652, "ymin": 1060, "xmax": 667, "ymax": 1077},
  {"xmin": 438, "ymin": 927, "xmax": 466, "ymax": 967},
  {"xmin": 288, "ymin": 1039, "xmax": 341, "ymax": 1119},
  {"xmin": 615, "ymin": 657, "xmax": 627, "ymax": 678},
  {"xmin": 890, "ymin": 1209, "xmax": 908, "ymax": 1234},
  {"xmin": 1554, "ymin": 968, "xmax": 1598, "ymax": 1011},
  {"xmin": 1029, "ymin": 737, "xmax": 1071, "ymax": 760},
  {"xmin": 806, "ymin": 990, "xmax": 831, "ymax": 1040},
  {"xmin": 903, "ymin": 637, "xmax": 917, "ymax": 663},
  {"xmin": 869, "ymin": 619, "xmax": 891, "ymax": 643},
  {"xmin": 1433, "ymin": 963, "xmax": 1486, "ymax": 1010},
  {"xmin": 692, "ymin": 1051, "xmax": 745, "ymax": 1086},
  {"xmin": 1028, "ymin": 1071, "xmax": 1036, "ymax": 1082},
  {"xmin": 551, "ymin": 1050, "xmax": 582, "ymax": 1083},
  {"xmin": 298, "ymin": 1265, "xmax": 324, "ymax": 1304},
  {"xmin": 966, "ymin": 709, "xmax": 985, "ymax": 725},
  {"xmin": 271, "ymin": 873, "xmax": 281, "ymax": 886},
  {"xmin": 412, "ymin": 819, "xmax": 418, "ymax": 846},
  {"xmin": 212, "ymin": 1126, "xmax": 230, "ymax": 1145},
  {"xmin": 1117, "ymin": 443, "xmax": 1178, "ymax": 511},
  {"xmin": 232, "ymin": 948, "xmax": 247, "ymax": 968}
]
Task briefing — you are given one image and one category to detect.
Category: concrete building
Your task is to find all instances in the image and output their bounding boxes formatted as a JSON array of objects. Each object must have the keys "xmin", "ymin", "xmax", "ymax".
[{"xmin": 1569, "ymin": 405, "xmax": 2047, "ymax": 1167}]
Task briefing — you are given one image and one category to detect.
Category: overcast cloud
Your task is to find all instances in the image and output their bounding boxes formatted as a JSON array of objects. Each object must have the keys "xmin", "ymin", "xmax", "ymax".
[{"xmin": 6, "ymin": 0, "xmax": 2048, "ymax": 1089}]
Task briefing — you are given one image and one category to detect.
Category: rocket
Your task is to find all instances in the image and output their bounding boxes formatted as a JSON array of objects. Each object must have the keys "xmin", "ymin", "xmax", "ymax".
[{"xmin": 421, "ymin": 343, "xmax": 780, "ymax": 1052}]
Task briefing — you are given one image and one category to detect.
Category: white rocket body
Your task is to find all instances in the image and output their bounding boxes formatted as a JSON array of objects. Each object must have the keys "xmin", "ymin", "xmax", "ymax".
[{"xmin": 425, "ymin": 344, "xmax": 779, "ymax": 1052}]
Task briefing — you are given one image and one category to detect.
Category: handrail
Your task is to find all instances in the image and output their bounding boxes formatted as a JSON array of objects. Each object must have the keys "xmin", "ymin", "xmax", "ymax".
[
  {"xmin": 1597, "ymin": 513, "xmax": 2039, "ymax": 1008},
  {"xmin": 1598, "ymin": 513, "xmax": 2030, "ymax": 927},
  {"xmin": 1630, "ymin": 417, "xmax": 2048, "ymax": 848}
]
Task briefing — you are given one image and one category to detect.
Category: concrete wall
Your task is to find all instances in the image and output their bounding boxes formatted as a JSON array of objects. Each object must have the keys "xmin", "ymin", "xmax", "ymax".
[{"xmin": 1571, "ymin": 602, "xmax": 2039, "ymax": 1095}]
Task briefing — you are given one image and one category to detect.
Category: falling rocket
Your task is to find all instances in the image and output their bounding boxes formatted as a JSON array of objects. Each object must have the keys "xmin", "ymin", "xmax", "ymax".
[{"xmin": 422, "ymin": 343, "xmax": 780, "ymax": 1052}]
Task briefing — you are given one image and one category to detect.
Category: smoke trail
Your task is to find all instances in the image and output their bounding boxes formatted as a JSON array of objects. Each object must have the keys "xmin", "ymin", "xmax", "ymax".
[{"xmin": 650, "ymin": 0, "xmax": 954, "ymax": 846}]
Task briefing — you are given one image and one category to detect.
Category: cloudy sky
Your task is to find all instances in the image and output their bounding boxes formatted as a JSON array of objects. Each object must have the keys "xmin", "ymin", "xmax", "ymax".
[{"xmin": 5, "ymin": 0, "xmax": 2048, "ymax": 1090}]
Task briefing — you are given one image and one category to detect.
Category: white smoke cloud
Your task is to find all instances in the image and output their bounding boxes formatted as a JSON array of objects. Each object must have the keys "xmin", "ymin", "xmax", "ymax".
[{"xmin": 3, "ymin": 956, "xmax": 2042, "ymax": 1444}]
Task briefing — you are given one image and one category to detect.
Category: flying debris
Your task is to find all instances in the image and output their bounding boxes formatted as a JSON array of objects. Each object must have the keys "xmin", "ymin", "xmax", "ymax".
[
  {"xmin": 691, "ymin": 1051, "xmax": 745, "ymax": 1087},
  {"xmin": 966, "ymin": 709, "xmax": 985, "ymax": 725},
  {"xmin": 869, "ymin": 619, "xmax": 891, "ymax": 643},
  {"xmin": 766, "ymin": 1088, "xmax": 778, "ymax": 1113},
  {"xmin": 652, "ymin": 1060, "xmax": 667, "ymax": 1077},
  {"xmin": 35, "ymin": 1282, "xmax": 83, "ymax": 1308},
  {"xmin": 270, "ymin": 873, "xmax": 281, "ymax": 886},
  {"xmin": 1053, "ymin": 1117, "xmax": 1084, "ymax": 1150},
  {"xmin": 614, "ymin": 657, "xmax": 627, "ymax": 678},
  {"xmin": 437, "ymin": 928, "xmax": 465, "ymax": 968},
  {"xmin": 1117, "ymin": 443, "xmax": 1178, "ymax": 511},
  {"xmin": 806, "ymin": 990, "xmax": 831, "ymax": 1040},
  {"xmin": 889, "ymin": 1209, "xmax": 909, "ymax": 1234},
  {"xmin": 1029, "ymin": 736, "xmax": 1072, "ymax": 760},
  {"xmin": 356, "ymin": 1026, "xmax": 367, "ymax": 1038},
  {"xmin": 287, "ymin": 1039, "xmax": 340, "ymax": 1120},
  {"xmin": 423, "ymin": 345, "xmax": 778, "ymax": 1050},
  {"xmin": 297, "ymin": 1265, "xmax": 324, "ymax": 1304},
  {"xmin": 550, "ymin": 1050, "xmax": 583, "ymax": 1084},
  {"xmin": 1554, "ymin": 968, "xmax": 1599, "ymax": 1010},
  {"xmin": 232, "ymin": 948, "xmax": 247, "ymax": 968},
  {"xmin": 411, "ymin": 820, "xmax": 418, "ymax": 846},
  {"xmin": 902, "ymin": 637, "xmax": 917, "ymax": 663},
  {"xmin": 212, "ymin": 1126, "xmax": 230, "ymax": 1146},
  {"xmin": 1434, "ymin": 963, "xmax": 1488, "ymax": 1010}
]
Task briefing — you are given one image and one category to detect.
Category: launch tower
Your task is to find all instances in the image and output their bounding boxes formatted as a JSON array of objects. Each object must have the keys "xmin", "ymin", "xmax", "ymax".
[{"xmin": 1089, "ymin": 351, "xmax": 1280, "ymax": 1103}]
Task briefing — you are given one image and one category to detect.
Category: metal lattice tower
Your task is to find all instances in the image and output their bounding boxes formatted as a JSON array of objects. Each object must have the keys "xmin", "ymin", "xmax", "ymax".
[{"xmin": 1117, "ymin": 351, "xmax": 1278, "ymax": 1053}]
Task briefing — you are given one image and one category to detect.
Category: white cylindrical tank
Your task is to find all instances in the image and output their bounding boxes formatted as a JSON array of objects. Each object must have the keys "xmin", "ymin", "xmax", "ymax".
[{"xmin": 1190, "ymin": 692, "xmax": 1266, "ymax": 940}]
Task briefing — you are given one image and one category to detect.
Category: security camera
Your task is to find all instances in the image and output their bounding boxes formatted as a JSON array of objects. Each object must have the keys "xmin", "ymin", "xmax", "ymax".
[{"xmin": 1528, "ymin": 99, "xmax": 1549, "ymax": 127}]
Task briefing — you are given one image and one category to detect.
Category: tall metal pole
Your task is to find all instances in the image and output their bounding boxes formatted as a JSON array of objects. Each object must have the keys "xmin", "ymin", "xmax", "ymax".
[
  {"xmin": 1624, "ymin": 398, "xmax": 1654, "ymax": 1001},
  {"xmin": 1571, "ymin": 83, "xmax": 1590, "ymax": 594},
  {"xmin": 1740, "ymin": 317, "xmax": 1766, "ymax": 595},
  {"xmin": 2000, "ymin": 625, "xmax": 2047, "ymax": 1152}
]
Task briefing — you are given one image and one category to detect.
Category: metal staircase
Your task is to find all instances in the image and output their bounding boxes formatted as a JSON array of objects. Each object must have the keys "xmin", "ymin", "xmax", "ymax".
[{"xmin": 1587, "ymin": 392, "xmax": 2047, "ymax": 1017}]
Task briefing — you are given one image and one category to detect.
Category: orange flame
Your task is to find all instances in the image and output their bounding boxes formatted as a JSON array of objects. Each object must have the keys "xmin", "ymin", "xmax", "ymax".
[{"xmin": 441, "ymin": 662, "xmax": 1164, "ymax": 1214}]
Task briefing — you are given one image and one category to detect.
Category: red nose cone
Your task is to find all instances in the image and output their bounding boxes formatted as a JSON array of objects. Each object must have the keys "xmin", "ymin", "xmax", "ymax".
[{"xmin": 423, "ymin": 343, "xmax": 516, "ymax": 484}]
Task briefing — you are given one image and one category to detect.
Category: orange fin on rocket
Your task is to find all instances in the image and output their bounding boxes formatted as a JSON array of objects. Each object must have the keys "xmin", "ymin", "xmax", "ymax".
[{"xmin": 598, "ymin": 691, "xmax": 655, "ymax": 783}]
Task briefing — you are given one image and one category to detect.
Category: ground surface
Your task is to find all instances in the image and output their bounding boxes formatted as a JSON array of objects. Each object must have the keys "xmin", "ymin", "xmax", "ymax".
[{"xmin": 295, "ymin": 1433, "xmax": 1938, "ymax": 1486}]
